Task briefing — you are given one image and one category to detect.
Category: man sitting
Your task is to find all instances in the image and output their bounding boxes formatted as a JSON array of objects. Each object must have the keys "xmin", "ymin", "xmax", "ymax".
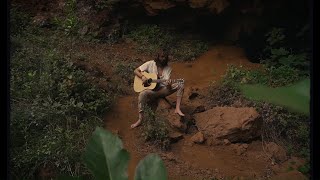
[{"xmin": 131, "ymin": 49, "xmax": 185, "ymax": 129}]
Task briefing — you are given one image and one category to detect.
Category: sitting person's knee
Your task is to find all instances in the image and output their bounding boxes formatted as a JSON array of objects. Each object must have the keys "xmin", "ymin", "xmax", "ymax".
[
  {"xmin": 139, "ymin": 90, "xmax": 150, "ymax": 99},
  {"xmin": 179, "ymin": 83, "xmax": 184, "ymax": 89}
]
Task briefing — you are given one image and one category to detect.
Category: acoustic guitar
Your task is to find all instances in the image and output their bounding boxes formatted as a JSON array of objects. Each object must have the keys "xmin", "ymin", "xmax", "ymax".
[{"xmin": 133, "ymin": 72, "xmax": 184, "ymax": 93}]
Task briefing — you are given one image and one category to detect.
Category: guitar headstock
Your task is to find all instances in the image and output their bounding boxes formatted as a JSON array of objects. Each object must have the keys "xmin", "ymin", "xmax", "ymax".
[{"xmin": 176, "ymin": 78, "xmax": 184, "ymax": 84}]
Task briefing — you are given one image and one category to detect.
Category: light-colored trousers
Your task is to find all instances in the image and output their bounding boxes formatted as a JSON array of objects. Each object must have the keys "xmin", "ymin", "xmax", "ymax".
[{"xmin": 138, "ymin": 82, "xmax": 184, "ymax": 113}]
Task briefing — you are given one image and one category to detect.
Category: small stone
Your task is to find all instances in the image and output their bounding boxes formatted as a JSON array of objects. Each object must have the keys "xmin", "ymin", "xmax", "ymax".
[
  {"xmin": 193, "ymin": 105, "xmax": 205, "ymax": 114},
  {"xmin": 242, "ymin": 144, "xmax": 249, "ymax": 149},
  {"xmin": 189, "ymin": 92, "xmax": 199, "ymax": 100},
  {"xmin": 223, "ymin": 139, "xmax": 231, "ymax": 145},
  {"xmin": 169, "ymin": 132, "xmax": 184, "ymax": 143},
  {"xmin": 191, "ymin": 132, "xmax": 205, "ymax": 144}
]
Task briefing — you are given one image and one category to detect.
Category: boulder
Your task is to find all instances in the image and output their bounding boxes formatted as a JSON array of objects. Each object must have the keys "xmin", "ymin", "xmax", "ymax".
[
  {"xmin": 194, "ymin": 107, "xmax": 262, "ymax": 143},
  {"xmin": 166, "ymin": 110, "xmax": 187, "ymax": 132}
]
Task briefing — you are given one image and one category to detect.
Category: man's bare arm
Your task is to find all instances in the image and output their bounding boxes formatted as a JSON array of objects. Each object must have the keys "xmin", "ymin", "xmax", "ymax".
[
  {"xmin": 134, "ymin": 68, "xmax": 144, "ymax": 78},
  {"xmin": 134, "ymin": 68, "xmax": 148, "ymax": 83}
]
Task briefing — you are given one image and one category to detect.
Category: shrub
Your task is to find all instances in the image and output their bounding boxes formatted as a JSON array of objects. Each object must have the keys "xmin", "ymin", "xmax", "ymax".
[
  {"xmin": 10, "ymin": 7, "xmax": 31, "ymax": 35},
  {"xmin": 82, "ymin": 127, "xmax": 168, "ymax": 180},
  {"xmin": 171, "ymin": 39, "xmax": 209, "ymax": 61},
  {"xmin": 266, "ymin": 65, "xmax": 300, "ymax": 87},
  {"xmin": 127, "ymin": 24, "xmax": 208, "ymax": 61},
  {"xmin": 52, "ymin": 0, "xmax": 79, "ymax": 35},
  {"xmin": 208, "ymin": 82, "xmax": 310, "ymax": 168},
  {"xmin": 94, "ymin": 0, "xmax": 120, "ymax": 10},
  {"xmin": 222, "ymin": 64, "xmax": 303, "ymax": 87},
  {"xmin": 261, "ymin": 27, "xmax": 310, "ymax": 76},
  {"xmin": 141, "ymin": 106, "xmax": 170, "ymax": 150},
  {"xmin": 113, "ymin": 61, "xmax": 140, "ymax": 85},
  {"xmin": 10, "ymin": 14, "xmax": 113, "ymax": 179}
]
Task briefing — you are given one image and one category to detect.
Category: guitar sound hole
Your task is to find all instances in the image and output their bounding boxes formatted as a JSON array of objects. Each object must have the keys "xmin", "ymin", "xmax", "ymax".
[{"xmin": 143, "ymin": 79, "xmax": 152, "ymax": 87}]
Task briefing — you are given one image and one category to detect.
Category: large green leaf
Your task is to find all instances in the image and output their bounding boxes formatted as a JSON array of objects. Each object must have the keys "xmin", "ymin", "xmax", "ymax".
[
  {"xmin": 83, "ymin": 127, "xmax": 129, "ymax": 180},
  {"xmin": 134, "ymin": 154, "xmax": 167, "ymax": 180},
  {"xmin": 239, "ymin": 78, "xmax": 310, "ymax": 115}
]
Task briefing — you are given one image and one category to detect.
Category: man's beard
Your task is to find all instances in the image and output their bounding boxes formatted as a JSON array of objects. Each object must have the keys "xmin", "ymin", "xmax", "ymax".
[{"xmin": 158, "ymin": 60, "xmax": 167, "ymax": 67}]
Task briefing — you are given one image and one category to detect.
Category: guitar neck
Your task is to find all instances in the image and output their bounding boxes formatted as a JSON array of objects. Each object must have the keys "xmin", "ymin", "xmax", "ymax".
[
  {"xmin": 152, "ymin": 79, "xmax": 167, "ymax": 83},
  {"xmin": 151, "ymin": 79, "xmax": 181, "ymax": 83}
]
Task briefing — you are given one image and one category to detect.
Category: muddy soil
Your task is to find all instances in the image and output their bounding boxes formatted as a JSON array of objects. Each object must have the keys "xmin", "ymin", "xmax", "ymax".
[{"xmin": 71, "ymin": 41, "xmax": 307, "ymax": 180}]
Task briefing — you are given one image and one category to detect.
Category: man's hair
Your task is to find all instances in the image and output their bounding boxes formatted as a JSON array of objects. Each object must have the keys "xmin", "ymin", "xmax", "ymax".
[
  {"xmin": 161, "ymin": 48, "xmax": 170, "ymax": 56},
  {"xmin": 155, "ymin": 48, "xmax": 170, "ymax": 66}
]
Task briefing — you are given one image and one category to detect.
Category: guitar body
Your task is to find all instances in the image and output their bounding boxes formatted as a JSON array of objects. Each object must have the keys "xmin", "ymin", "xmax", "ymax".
[{"xmin": 133, "ymin": 72, "xmax": 158, "ymax": 92}]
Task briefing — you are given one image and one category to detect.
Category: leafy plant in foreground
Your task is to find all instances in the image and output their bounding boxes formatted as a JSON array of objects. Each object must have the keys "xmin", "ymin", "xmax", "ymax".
[{"xmin": 82, "ymin": 127, "xmax": 168, "ymax": 180}]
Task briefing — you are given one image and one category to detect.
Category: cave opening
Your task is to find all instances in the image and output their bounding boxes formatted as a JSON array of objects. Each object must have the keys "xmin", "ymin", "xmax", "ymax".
[{"xmin": 120, "ymin": 0, "xmax": 310, "ymax": 62}]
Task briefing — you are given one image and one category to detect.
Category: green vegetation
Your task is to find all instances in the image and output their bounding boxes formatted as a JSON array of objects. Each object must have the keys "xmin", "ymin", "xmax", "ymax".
[
  {"xmin": 209, "ymin": 80, "xmax": 310, "ymax": 176},
  {"xmin": 52, "ymin": 0, "xmax": 79, "ymax": 35},
  {"xmin": 94, "ymin": 0, "xmax": 120, "ymax": 10},
  {"xmin": 223, "ymin": 64, "xmax": 302, "ymax": 87},
  {"xmin": 83, "ymin": 127, "xmax": 129, "ymax": 180},
  {"xmin": 223, "ymin": 27, "xmax": 310, "ymax": 87},
  {"xmin": 10, "ymin": 2, "xmax": 310, "ymax": 179},
  {"xmin": 10, "ymin": 8, "xmax": 173, "ymax": 179},
  {"xmin": 142, "ymin": 106, "xmax": 170, "ymax": 150},
  {"xmin": 298, "ymin": 163, "xmax": 310, "ymax": 175},
  {"xmin": 239, "ymin": 78, "xmax": 309, "ymax": 115},
  {"xmin": 113, "ymin": 61, "xmax": 140, "ymax": 86},
  {"xmin": 209, "ymin": 26, "xmax": 310, "ymax": 177},
  {"xmin": 10, "ymin": 10, "xmax": 113, "ymax": 179},
  {"xmin": 83, "ymin": 127, "xmax": 168, "ymax": 180},
  {"xmin": 262, "ymin": 28, "xmax": 309, "ymax": 74},
  {"xmin": 134, "ymin": 154, "xmax": 167, "ymax": 180},
  {"xmin": 126, "ymin": 24, "xmax": 209, "ymax": 61}
]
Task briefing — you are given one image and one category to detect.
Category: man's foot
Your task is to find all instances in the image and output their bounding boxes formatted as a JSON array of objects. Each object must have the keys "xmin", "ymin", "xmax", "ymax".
[
  {"xmin": 130, "ymin": 119, "xmax": 142, "ymax": 129},
  {"xmin": 175, "ymin": 109, "xmax": 185, "ymax": 116}
]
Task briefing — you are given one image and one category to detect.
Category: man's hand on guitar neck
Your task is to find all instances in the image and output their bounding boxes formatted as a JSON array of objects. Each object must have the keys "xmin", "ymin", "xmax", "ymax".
[{"xmin": 166, "ymin": 79, "xmax": 172, "ymax": 90}]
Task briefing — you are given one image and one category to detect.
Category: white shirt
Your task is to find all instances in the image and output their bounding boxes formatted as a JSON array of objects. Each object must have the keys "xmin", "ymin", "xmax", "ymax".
[{"xmin": 138, "ymin": 60, "xmax": 172, "ymax": 87}]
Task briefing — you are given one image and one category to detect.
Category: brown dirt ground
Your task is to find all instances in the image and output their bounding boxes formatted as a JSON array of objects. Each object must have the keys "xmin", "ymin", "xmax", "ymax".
[{"xmin": 71, "ymin": 40, "xmax": 307, "ymax": 180}]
